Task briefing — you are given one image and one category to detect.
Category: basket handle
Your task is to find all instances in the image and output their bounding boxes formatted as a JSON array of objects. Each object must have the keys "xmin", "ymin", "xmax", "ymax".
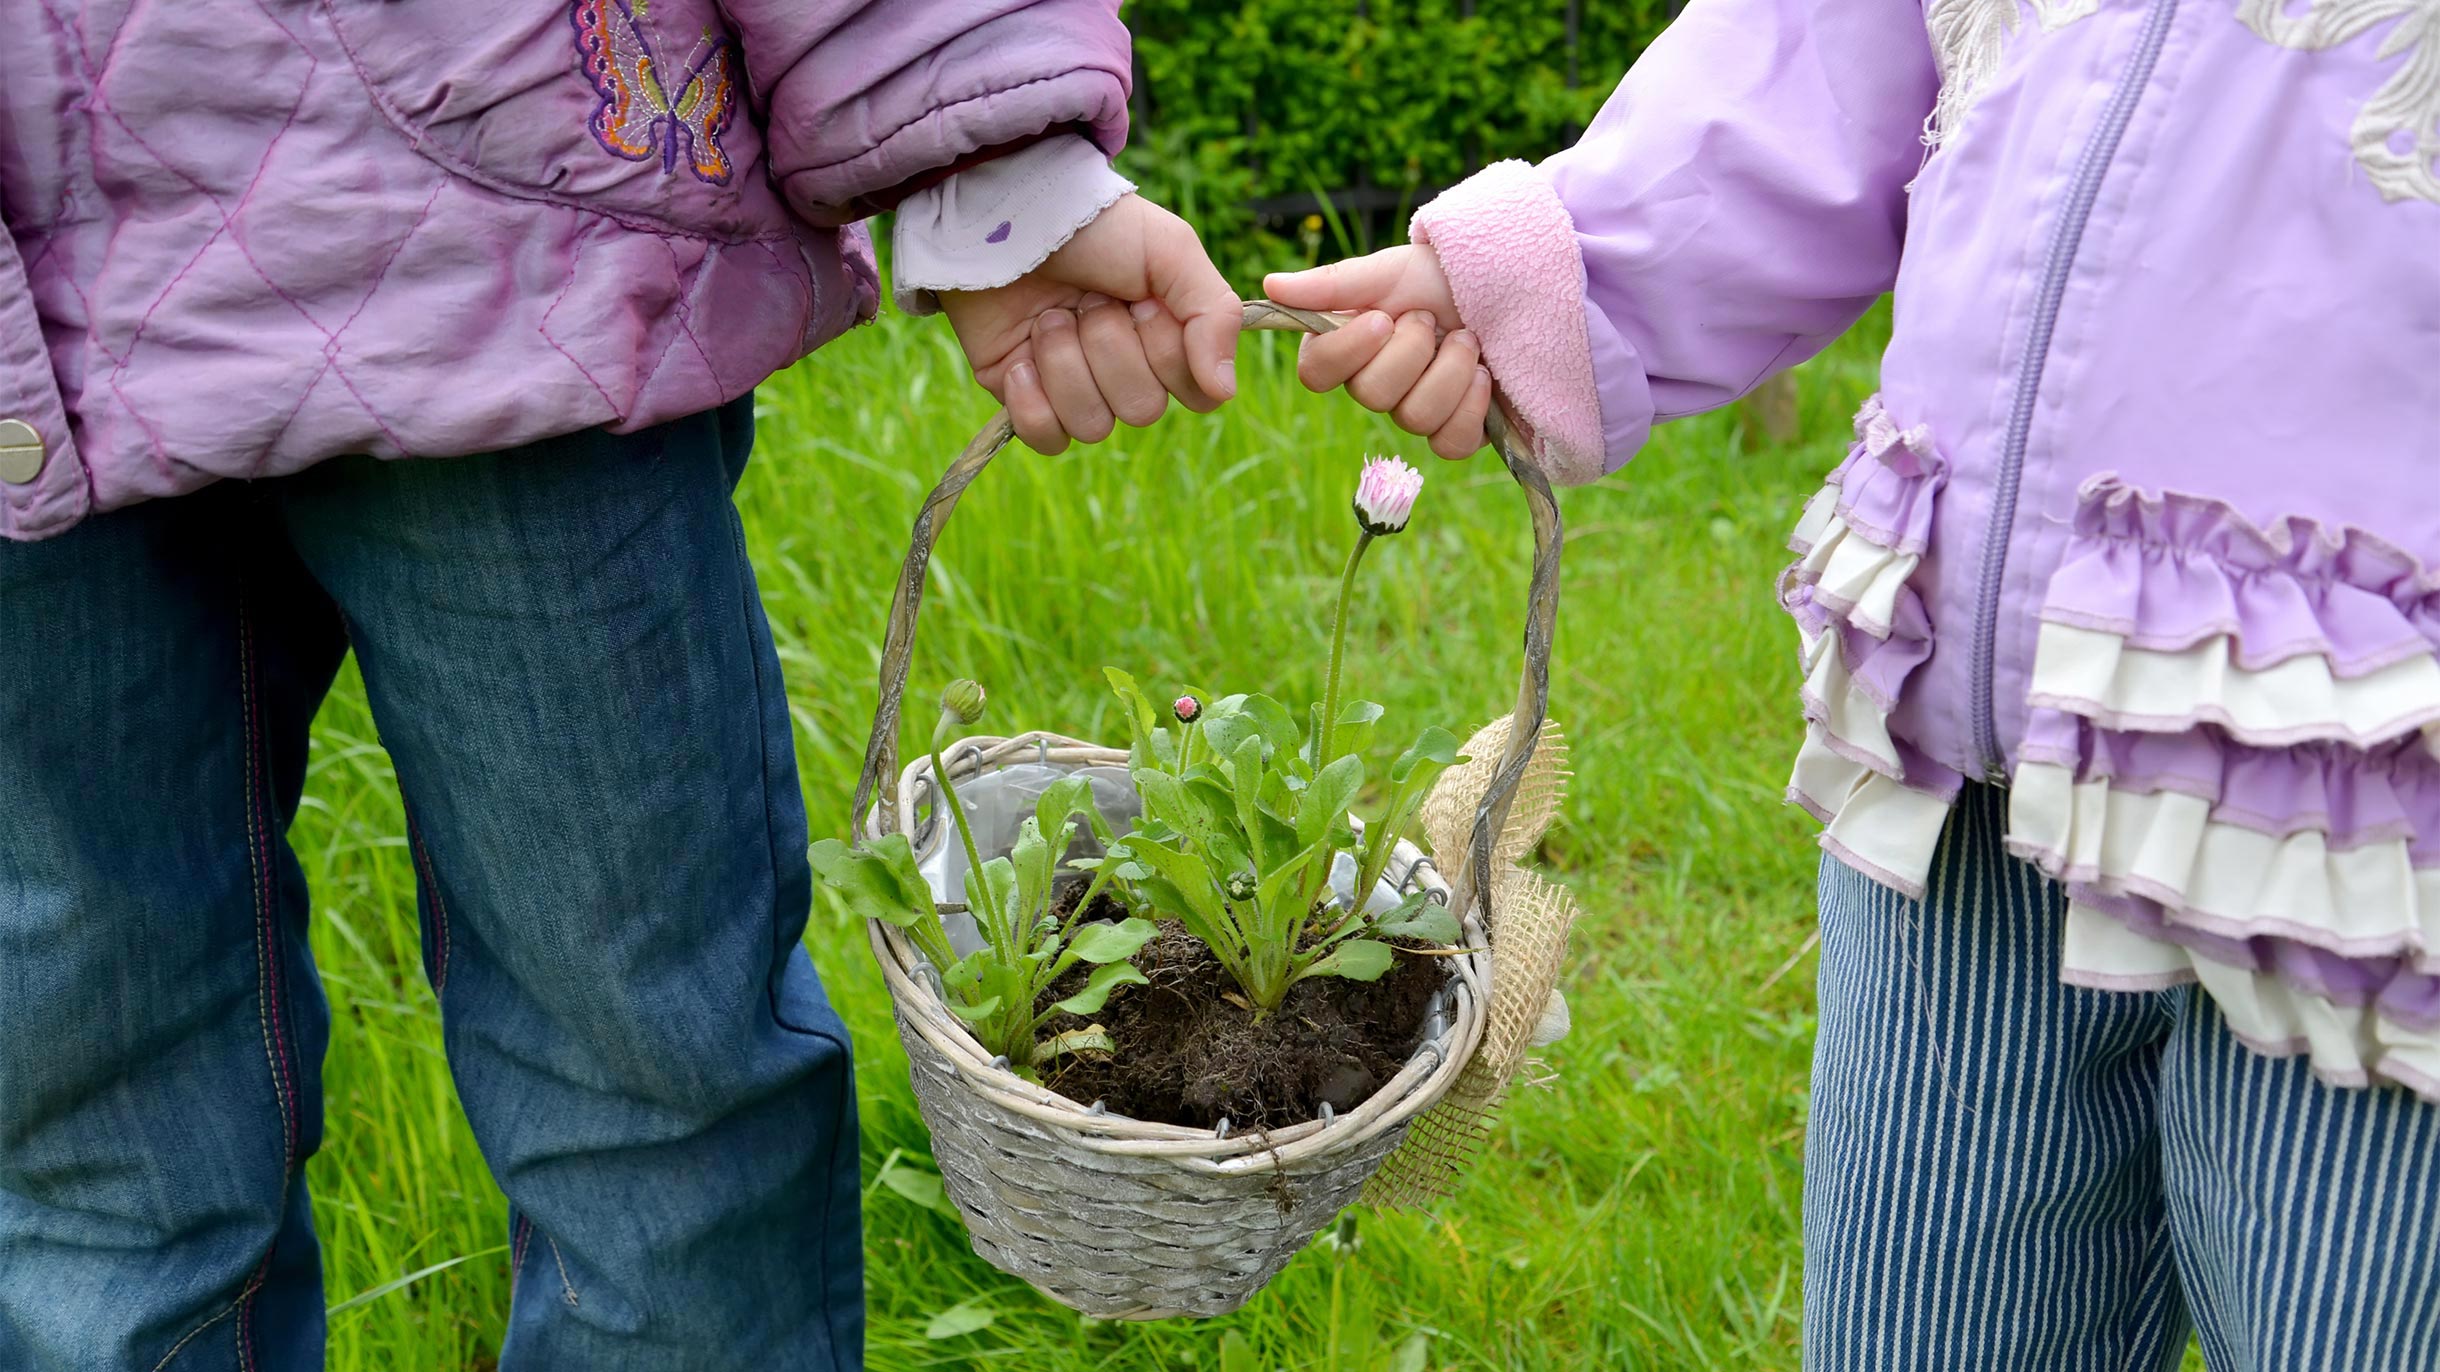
[{"xmin": 848, "ymin": 299, "xmax": 1563, "ymax": 931}]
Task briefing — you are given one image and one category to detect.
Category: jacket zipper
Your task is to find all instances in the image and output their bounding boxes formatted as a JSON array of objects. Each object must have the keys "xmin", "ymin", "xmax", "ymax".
[{"xmin": 1967, "ymin": 0, "xmax": 2181, "ymax": 780}]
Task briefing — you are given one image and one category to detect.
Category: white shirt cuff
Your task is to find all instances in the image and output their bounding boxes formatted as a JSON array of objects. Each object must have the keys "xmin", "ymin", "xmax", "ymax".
[{"xmin": 890, "ymin": 135, "xmax": 1135, "ymax": 316}]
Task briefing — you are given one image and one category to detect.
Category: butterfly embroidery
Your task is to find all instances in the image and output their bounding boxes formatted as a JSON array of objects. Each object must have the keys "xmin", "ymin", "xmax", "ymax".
[{"xmin": 570, "ymin": 0, "xmax": 738, "ymax": 186}]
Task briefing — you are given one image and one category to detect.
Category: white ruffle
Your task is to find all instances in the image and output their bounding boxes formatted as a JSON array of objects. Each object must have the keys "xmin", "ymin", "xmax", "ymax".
[
  {"xmin": 1789, "ymin": 730, "xmax": 1954, "ymax": 900},
  {"xmin": 2027, "ymin": 621, "xmax": 2440, "ymax": 748},
  {"xmin": 2060, "ymin": 901, "xmax": 2440, "ymax": 1100},
  {"xmin": 1791, "ymin": 508, "xmax": 1920, "ymax": 641},
  {"xmin": 1799, "ymin": 628, "xmax": 1904, "ymax": 776},
  {"xmin": 2008, "ymin": 761, "xmax": 2440, "ymax": 965}
]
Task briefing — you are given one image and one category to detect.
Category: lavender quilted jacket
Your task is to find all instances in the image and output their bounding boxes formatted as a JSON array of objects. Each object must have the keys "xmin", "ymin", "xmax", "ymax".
[
  {"xmin": 0, "ymin": 0, "xmax": 1130, "ymax": 542},
  {"xmin": 1410, "ymin": 0, "xmax": 2440, "ymax": 1095}
]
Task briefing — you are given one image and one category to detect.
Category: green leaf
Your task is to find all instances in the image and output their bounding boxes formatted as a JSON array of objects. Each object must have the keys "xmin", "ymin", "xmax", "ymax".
[
  {"xmin": 1389, "ymin": 1332, "xmax": 1432, "ymax": 1372},
  {"xmin": 1337, "ymin": 699, "xmax": 1386, "ymax": 728},
  {"xmin": 1051, "ymin": 961, "xmax": 1148, "ymax": 1015},
  {"xmin": 1256, "ymin": 832, "xmax": 1339, "ymax": 915},
  {"xmin": 1298, "ymin": 754, "xmax": 1364, "ymax": 849},
  {"xmin": 1065, "ymin": 917, "xmax": 1156, "ymax": 964},
  {"xmin": 1239, "ymin": 693, "xmax": 1304, "ymax": 755},
  {"xmin": 944, "ymin": 994, "xmax": 1003, "ymax": 1023},
  {"xmin": 1009, "ymin": 818, "xmax": 1058, "ymax": 922},
  {"xmin": 1103, "ymin": 667, "xmax": 1158, "ymax": 744},
  {"xmin": 1034, "ymin": 774, "xmax": 1100, "ymax": 839},
  {"xmin": 1114, "ymin": 839, "xmax": 1232, "ymax": 952},
  {"xmin": 1373, "ymin": 901, "xmax": 1462, "ymax": 945},
  {"xmin": 1300, "ymin": 939, "xmax": 1394, "ymax": 983},
  {"xmin": 1218, "ymin": 1330, "xmax": 1257, "ymax": 1372},
  {"xmin": 1335, "ymin": 698, "xmax": 1385, "ymax": 760},
  {"xmin": 1229, "ymin": 736, "xmax": 1267, "ymax": 854},
  {"xmin": 924, "ymin": 1299, "xmax": 998, "ymax": 1340},
  {"xmin": 1390, "ymin": 726, "xmax": 1466, "ymax": 784},
  {"xmin": 876, "ymin": 1154, "xmax": 959, "ymax": 1218},
  {"xmin": 972, "ymin": 857, "xmax": 1018, "ymax": 931},
  {"xmin": 806, "ymin": 836, "xmax": 934, "ymax": 929}
]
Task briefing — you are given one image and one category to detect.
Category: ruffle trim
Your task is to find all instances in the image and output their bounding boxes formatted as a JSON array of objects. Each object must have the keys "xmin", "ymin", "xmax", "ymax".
[
  {"xmin": 1789, "ymin": 731, "xmax": 1958, "ymax": 900},
  {"xmin": 1780, "ymin": 395, "xmax": 1957, "ymax": 899},
  {"xmin": 2017, "ymin": 477, "xmax": 2440, "ymax": 1097},
  {"xmin": 2035, "ymin": 478, "xmax": 2440, "ymax": 744},
  {"xmin": 2062, "ymin": 901, "xmax": 2440, "ymax": 1102},
  {"xmin": 2008, "ymin": 760, "xmax": 2440, "ymax": 969},
  {"xmin": 2029, "ymin": 621, "xmax": 2440, "ymax": 747}
]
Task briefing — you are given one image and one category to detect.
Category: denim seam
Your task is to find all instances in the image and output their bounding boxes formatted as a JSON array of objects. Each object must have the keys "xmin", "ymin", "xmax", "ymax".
[
  {"xmin": 237, "ymin": 603, "xmax": 301, "ymax": 1164},
  {"xmin": 407, "ymin": 813, "xmax": 453, "ymax": 996},
  {"xmin": 544, "ymin": 1235, "xmax": 581, "ymax": 1308},
  {"xmin": 144, "ymin": 1272, "xmax": 263, "ymax": 1372},
  {"xmin": 233, "ymin": 595, "xmax": 301, "ymax": 1372}
]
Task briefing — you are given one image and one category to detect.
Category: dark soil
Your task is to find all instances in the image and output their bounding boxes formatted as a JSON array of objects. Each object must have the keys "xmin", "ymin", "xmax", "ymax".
[{"xmin": 1037, "ymin": 917, "xmax": 1445, "ymax": 1131}]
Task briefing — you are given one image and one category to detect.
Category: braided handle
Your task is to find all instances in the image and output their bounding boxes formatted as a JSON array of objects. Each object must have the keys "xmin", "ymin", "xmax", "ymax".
[{"xmin": 848, "ymin": 299, "xmax": 1563, "ymax": 932}]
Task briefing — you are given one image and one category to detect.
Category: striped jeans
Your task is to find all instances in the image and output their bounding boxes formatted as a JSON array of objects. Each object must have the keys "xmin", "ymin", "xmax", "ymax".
[{"xmin": 1804, "ymin": 783, "xmax": 2440, "ymax": 1371}]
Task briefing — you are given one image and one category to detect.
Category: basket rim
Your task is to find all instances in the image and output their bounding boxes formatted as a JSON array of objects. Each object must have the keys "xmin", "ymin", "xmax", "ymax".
[{"xmin": 863, "ymin": 730, "xmax": 1491, "ymax": 1177}]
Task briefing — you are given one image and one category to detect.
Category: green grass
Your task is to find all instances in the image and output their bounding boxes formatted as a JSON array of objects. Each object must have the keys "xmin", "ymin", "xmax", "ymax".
[{"xmin": 295, "ymin": 307, "xmax": 2202, "ymax": 1369}]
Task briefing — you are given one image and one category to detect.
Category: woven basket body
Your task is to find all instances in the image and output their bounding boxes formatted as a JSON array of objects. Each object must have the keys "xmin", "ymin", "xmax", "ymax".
[
  {"xmin": 869, "ymin": 734, "xmax": 1487, "ymax": 1319},
  {"xmin": 845, "ymin": 301, "xmax": 1562, "ymax": 1321}
]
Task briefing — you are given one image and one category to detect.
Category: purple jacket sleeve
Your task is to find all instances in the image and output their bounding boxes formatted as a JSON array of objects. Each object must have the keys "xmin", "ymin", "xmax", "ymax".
[
  {"xmin": 719, "ymin": 0, "xmax": 1132, "ymax": 227},
  {"xmin": 1411, "ymin": 0, "xmax": 1939, "ymax": 482}
]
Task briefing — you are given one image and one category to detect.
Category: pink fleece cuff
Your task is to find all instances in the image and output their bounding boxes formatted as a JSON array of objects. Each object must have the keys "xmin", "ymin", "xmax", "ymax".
[{"xmin": 1410, "ymin": 160, "xmax": 1606, "ymax": 485}]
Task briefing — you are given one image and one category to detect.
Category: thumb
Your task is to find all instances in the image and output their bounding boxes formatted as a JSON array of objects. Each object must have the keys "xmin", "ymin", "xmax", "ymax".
[
  {"xmin": 1146, "ymin": 216, "xmax": 1243, "ymax": 403},
  {"xmin": 1264, "ymin": 250, "xmax": 1412, "ymax": 313}
]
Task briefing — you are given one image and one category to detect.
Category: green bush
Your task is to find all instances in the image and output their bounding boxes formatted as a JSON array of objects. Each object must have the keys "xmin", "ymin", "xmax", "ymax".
[{"xmin": 1119, "ymin": 0, "xmax": 1669, "ymax": 277}]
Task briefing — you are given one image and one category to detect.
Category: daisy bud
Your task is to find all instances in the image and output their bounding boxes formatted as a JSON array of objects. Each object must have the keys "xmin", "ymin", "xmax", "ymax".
[
  {"xmin": 1224, "ymin": 871, "xmax": 1258, "ymax": 902},
  {"xmin": 940, "ymin": 679, "xmax": 987, "ymax": 726},
  {"xmin": 1353, "ymin": 455, "xmax": 1424, "ymax": 536},
  {"xmin": 1173, "ymin": 694, "xmax": 1202, "ymax": 723}
]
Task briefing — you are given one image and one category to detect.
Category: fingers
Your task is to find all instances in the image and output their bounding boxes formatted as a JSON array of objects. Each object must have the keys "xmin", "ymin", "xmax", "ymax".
[
  {"xmin": 1030, "ymin": 308, "xmax": 1115, "ymax": 444},
  {"xmin": 1132, "ymin": 299, "xmax": 1221, "ymax": 413},
  {"xmin": 1296, "ymin": 310, "xmax": 1394, "ymax": 394},
  {"xmin": 1429, "ymin": 366, "xmax": 1495, "ymax": 461},
  {"xmin": 1078, "ymin": 296, "xmax": 1168, "ymax": 429},
  {"xmin": 1143, "ymin": 215, "xmax": 1241, "ymax": 403},
  {"xmin": 1005, "ymin": 359, "xmax": 1067, "ymax": 455},
  {"xmin": 1391, "ymin": 329, "xmax": 1481, "ymax": 435},
  {"xmin": 1264, "ymin": 249, "xmax": 1413, "ymax": 314},
  {"xmin": 1346, "ymin": 311, "xmax": 1441, "ymax": 413}
]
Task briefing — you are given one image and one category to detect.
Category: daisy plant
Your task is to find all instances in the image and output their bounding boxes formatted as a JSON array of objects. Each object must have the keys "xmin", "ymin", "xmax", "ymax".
[
  {"xmin": 1092, "ymin": 457, "xmax": 1466, "ymax": 1016},
  {"xmin": 811, "ymin": 681, "xmax": 1154, "ymax": 1077}
]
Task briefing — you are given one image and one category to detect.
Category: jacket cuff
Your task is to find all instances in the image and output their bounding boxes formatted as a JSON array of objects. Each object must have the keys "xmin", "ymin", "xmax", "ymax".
[
  {"xmin": 891, "ymin": 135, "xmax": 1134, "ymax": 315},
  {"xmin": 1410, "ymin": 160, "xmax": 1607, "ymax": 486}
]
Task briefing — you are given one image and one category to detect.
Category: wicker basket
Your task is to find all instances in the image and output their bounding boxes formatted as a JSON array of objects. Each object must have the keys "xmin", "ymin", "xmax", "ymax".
[{"xmin": 845, "ymin": 301, "xmax": 1565, "ymax": 1320}]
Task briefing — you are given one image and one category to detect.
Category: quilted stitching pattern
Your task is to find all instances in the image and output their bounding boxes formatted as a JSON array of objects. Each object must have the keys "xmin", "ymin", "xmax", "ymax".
[{"xmin": 2, "ymin": 0, "xmax": 851, "ymax": 540}]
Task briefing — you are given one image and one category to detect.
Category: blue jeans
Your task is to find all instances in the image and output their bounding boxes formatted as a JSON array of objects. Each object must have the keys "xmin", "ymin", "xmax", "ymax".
[
  {"xmin": 0, "ymin": 401, "xmax": 863, "ymax": 1370},
  {"xmin": 1806, "ymin": 783, "xmax": 2440, "ymax": 1371}
]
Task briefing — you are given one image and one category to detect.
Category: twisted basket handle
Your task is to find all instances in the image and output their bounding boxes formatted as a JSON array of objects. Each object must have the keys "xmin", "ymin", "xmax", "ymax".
[{"xmin": 849, "ymin": 299, "xmax": 1563, "ymax": 933}]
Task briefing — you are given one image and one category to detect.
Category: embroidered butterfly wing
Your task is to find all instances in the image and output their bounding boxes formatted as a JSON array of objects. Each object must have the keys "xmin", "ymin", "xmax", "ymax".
[
  {"xmin": 665, "ymin": 43, "xmax": 738, "ymax": 185},
  {"xmin": 571, "ymin": 0, "xmax": 737, "ymax": 186}
]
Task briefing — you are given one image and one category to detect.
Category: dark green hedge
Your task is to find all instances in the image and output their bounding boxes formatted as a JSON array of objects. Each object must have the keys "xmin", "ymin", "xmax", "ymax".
[{"xmin": 1117, "ymin": 0, "xmax": 1668, "ymax": 275}]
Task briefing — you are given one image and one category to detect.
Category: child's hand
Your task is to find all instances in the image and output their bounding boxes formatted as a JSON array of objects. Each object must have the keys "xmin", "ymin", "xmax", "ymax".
[
  {"xmin": 942, "ymin": 195, "xmax": 1240, "ymax": 455},
  {"xmin": 1264, "ymin": 247, "xmax": 1494, "ymax": 461}
]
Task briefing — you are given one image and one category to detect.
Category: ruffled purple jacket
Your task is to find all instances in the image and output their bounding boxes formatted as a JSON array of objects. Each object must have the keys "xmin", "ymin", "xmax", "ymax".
[
  {"xmin": 0, "ymin": 0, "xmax": 1130, "ymax": 541},
  {"xmin": 1414, "ymin": 0, "xmax": 2440, "ymax": 1096}
]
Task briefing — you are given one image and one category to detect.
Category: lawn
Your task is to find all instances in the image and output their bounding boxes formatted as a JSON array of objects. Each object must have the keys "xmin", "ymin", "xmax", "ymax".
[{"xmin": 298, "ymin": 305, "xmax": 1880, "ymax": 1370}]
